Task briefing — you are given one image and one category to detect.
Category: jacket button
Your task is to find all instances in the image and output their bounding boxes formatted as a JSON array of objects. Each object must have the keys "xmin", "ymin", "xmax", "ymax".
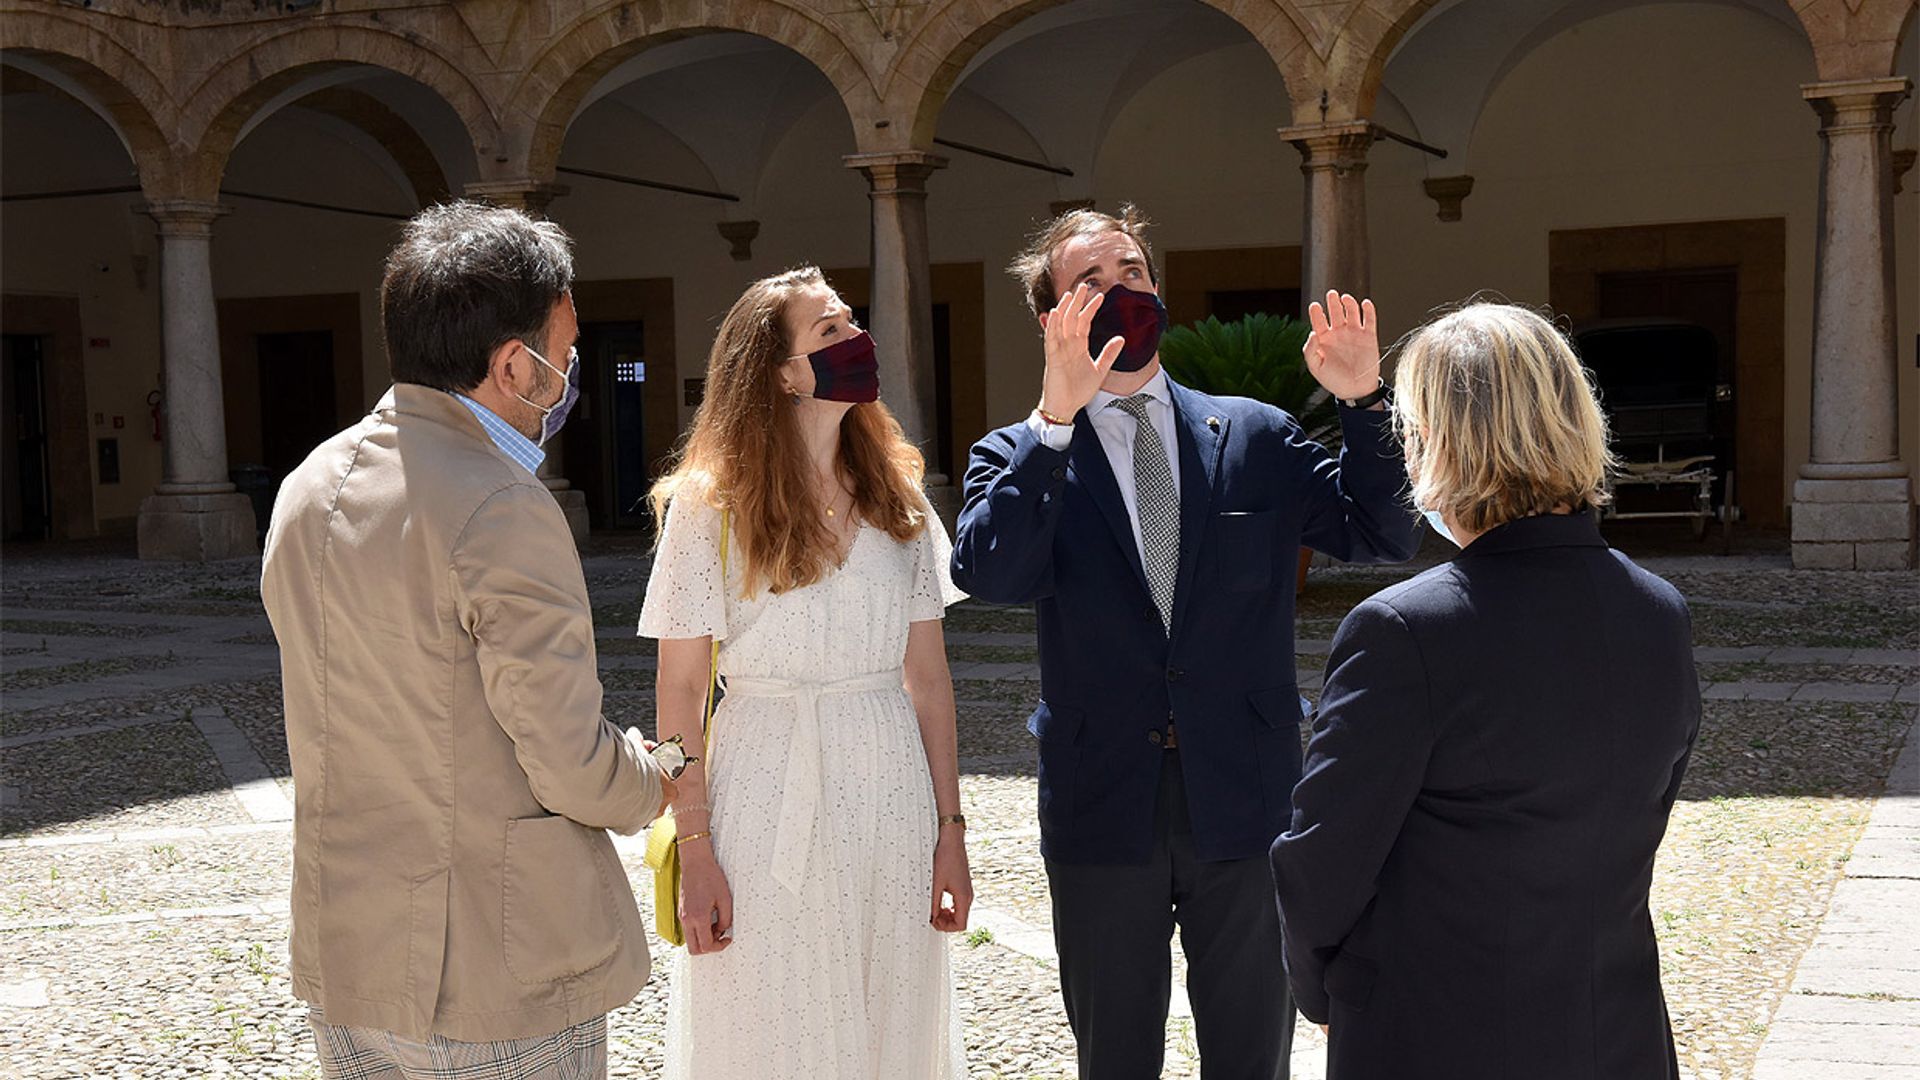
[
  {"xmin": 1051, "ymin": 466, "xmax": 1066, "ymax": 480},
  {"xmin": 1148, "ymin": 730, "xmax": 1164, "ymax": 745},
  {"xmin": 1166, "ymin": 668, "xmax": 1185, "ymax": 683}
]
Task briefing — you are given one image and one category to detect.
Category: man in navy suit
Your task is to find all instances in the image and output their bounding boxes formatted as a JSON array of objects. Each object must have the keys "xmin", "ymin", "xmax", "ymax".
[{"xmin": 950, "ymin": 206, "xmax": 1419, "ymax": 1079}]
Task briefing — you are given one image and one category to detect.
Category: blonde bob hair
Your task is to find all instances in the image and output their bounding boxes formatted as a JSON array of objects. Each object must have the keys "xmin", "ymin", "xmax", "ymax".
[{"xmin": 1391, "ymin": 301, "xmax": 1616, "ymax": 535}]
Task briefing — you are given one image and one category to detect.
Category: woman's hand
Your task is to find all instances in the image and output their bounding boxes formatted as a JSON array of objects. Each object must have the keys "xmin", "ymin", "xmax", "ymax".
[
  {"xmin": 1304, "ymin": 290, "xmax": 1382, "ymax": 402},
  {"xmin": 930, "ymin": 830, "xmax": 973, "ymax": 933},
  {"xmin": 677, "ymin": 842, "xmax": 733, "ymax": 954}
]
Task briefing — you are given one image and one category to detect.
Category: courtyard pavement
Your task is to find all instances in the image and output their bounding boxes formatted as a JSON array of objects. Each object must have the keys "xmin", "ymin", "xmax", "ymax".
[{"xmin": 1, "ymin": 534, "xmax": 1915, "ymax": 1079}]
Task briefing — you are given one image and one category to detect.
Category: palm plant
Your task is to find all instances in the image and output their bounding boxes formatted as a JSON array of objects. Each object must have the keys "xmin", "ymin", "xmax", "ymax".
[{"xmin": 1158, "ymin": 313, "xmax": 1341, "ymax": 448}]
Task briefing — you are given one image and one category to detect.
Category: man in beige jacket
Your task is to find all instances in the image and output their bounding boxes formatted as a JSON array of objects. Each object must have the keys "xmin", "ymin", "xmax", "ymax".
[{"xmin": 262, "ymin": 202, "xmax": 670, "ymax": 1078}]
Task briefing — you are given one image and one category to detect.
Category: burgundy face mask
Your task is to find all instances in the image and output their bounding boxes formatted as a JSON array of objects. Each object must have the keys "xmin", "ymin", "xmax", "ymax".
[
  {"xmin": 1086, "ymin": 284, "xmax": 1169, "ymax": 373},
  {"xmin": 796, "ymin": 329, "xmax": 879, "ymax": 404}
]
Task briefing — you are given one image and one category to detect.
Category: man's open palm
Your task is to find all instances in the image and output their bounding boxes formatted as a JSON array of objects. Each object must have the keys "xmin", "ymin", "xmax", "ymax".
[{"xmin": 1304, "ymin": 290, "xmax": 1382, "ymax": 401}]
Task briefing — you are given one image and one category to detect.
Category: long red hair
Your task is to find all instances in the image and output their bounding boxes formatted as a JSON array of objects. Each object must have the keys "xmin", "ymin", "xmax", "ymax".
[{"xmin": 650, "ymin": 267, "xmax": 927, "ymax": 595}]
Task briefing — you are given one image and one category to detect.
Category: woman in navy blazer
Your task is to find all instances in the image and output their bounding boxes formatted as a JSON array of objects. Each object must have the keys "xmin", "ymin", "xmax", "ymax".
[{"xmin": 1270, "ymin": 302, "xmax": 1701, "ymax": 1080}]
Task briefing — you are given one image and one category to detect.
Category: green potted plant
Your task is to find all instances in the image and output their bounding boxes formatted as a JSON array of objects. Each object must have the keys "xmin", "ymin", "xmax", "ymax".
[{"xmin": 1158, "ymin": 312, "xmax": 1340, "ymax": 591}]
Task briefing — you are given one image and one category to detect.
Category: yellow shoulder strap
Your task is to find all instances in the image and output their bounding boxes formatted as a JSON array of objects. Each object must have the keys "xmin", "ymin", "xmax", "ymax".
[{"xmin": 701, "ymin": 509, "xmax": 727, "ymax": 753}]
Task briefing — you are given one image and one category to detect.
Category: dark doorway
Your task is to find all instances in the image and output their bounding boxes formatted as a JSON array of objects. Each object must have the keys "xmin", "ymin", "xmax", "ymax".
[
  {"xmin": 1206, "ymin": 287, "xmax": 1302, "ymax": 324},
  {"xmin": 256, "ymin": 331, "xmax": 340, "ymax": 479},
  {"xmin": 1595, "ymin": 268, "xmax": 1739, "ymax": 507},
  {"xmin": 2, "ymin": 334, "xmax": 53, "ymax": 541},
  {"xmin": 566, "ymin": 320, "xmax": 651, "ymax": 530}
]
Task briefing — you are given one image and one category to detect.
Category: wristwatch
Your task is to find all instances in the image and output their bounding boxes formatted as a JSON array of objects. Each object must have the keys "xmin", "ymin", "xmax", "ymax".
[{"xmin": 1338, "ymin": 380, "xmax": 1390, "ymax": 410}]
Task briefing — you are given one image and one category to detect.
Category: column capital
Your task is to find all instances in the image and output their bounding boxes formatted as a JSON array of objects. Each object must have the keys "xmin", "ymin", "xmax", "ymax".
[
  {"xmin": 843, "ymin": 151, "xmax": 949, "ymax": 193},
  {"xmin": 463, "ymin": 180, "xmax": 570, "ymax": 216},
  {"xmin": 1278, "ymin": 121, "xmax": 1375, "ymax": 167},
  {"xmin": 1803, "ymin": 77, "xmax": 1911, "ymax": 130},
  {"xmin": 139, "ymin": 200, "xmax": 229, "ymax": 237}
]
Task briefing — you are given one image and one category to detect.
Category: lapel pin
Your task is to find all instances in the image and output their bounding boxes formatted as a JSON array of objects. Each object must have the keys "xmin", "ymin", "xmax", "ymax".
[{"xmin": 1206, "ymin": 416, "xmax": 1220, "ymax": 431}]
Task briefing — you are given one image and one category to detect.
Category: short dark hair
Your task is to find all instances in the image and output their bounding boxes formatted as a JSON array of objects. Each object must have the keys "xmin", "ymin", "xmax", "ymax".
[
  {"xmin": 1007, "ymin": 204, "xmax": 1158, "ymax": 319},
  {"xmin": 380, "ymin": 201, "xmax": 574, "ymax": 393}
]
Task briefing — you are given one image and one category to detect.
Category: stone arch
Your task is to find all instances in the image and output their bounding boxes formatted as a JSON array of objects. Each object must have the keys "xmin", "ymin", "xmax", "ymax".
[
  {"xmin": 506, "ymin": 1, "xmax": 877, "ymax": 178},
  {"xmin": 1325, "ymin": 0, "xmax": 1443, "ymax": 121},
  {"xmin": 1791, "ymin": 0, "xmax": 1918, "ymax": 80},
  {"xmin": 0, "ymin": 14, "xmax": 178, "ymax": 196},
  {"xmin": 175, "ymin": 22, "xmax": 497, "ymax": 201},
  {"xmin": 895, "ymin": 0, "xmax": 1318, "ymax": 148}
]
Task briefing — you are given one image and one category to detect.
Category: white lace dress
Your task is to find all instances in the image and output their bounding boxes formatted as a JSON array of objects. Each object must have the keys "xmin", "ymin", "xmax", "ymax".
[{"xmin": 637, "ymin": 492, "xmax": 966, "ymax": 1080}]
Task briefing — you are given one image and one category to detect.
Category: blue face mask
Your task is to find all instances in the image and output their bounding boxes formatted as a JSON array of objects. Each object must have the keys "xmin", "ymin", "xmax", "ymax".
[
  {"xmin": 1422, "ymin": 508, "xmax": 1459, "ymax": 547},
  {"xmin": 515, "ymin": 342, "xmax": 579, "ymax": 447}
]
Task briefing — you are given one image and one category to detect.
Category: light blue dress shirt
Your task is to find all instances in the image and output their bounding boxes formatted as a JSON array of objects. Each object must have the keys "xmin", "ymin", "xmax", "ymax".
[{"xmin": 456, "ymin": 395, "xmax": 546, "ymax": 477}]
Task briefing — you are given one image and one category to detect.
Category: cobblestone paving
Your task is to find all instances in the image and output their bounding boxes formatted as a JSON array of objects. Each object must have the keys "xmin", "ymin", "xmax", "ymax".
[{"xmin": 1, "ymin": 540, "xmax": 1914, "ymax": 1079}]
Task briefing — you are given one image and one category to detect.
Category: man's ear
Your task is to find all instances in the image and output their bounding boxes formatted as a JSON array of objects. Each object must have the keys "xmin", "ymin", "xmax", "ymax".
[
  {"xmin": 1037, "ymin": 311, "xmax": 1051, "ymax": 332},
  {"xmin": 485, "ymin": 339, "xmax": 523, "ymax": 393}
]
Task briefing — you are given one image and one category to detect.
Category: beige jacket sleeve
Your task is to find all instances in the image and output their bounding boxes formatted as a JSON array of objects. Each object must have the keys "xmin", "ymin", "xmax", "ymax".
[{"xmin": 451, "ymin": 480, "xmax": 663, "ymax": 834}]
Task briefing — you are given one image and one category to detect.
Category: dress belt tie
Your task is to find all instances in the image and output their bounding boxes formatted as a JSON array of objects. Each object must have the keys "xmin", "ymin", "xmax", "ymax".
[{"xmin": 720, "ymin": 669, "xmax": 907, "ymax": 895}]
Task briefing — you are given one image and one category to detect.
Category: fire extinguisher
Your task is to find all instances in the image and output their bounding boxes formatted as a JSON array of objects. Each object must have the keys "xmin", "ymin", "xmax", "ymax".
[{"xmin": 148, "ymin": 389, "xmax": 163, "ymax": 442}]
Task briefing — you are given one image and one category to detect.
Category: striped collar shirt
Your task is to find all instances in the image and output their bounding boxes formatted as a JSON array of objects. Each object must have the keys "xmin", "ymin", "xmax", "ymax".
[{"xmin": 455, "ymin": 395, "xmax": 546, "ymax": 477}]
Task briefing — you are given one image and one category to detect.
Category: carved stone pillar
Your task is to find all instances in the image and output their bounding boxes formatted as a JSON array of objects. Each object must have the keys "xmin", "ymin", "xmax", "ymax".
[
  {"xmin": 1792, "ymin": 78, "xmax": 1914, "ymax": 570},
  {"xmin": 844, "ymin": 150, "xmax": 958, "ymax": 525},
  {"xmin": 136, "ymin": 200, "xmax": 256, "ymax": 560},
  {"xmin": 1280, "ymin": 121, "xmax": 1374, "ymax": 310}
]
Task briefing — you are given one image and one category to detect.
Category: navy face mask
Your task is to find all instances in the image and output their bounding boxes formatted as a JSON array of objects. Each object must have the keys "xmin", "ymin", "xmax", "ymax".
[
  {"xmin": 794, "ymin": 329, "xmax": 879, "ymax": 403},
  {"xmin": 1086, "ymin": 284, "xmax": 1168, "ymax": 373}
]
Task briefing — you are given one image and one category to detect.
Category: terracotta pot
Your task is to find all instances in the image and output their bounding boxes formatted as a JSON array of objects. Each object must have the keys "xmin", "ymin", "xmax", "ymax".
[{"xmin": 1296, "ymin": 547, "xmax": 1313, "ymax": 594}]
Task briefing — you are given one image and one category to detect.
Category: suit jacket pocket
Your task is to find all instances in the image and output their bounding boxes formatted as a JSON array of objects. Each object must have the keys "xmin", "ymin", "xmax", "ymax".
[
  {"xmin": 502, "ymin": 814, "xmax": 622, "ymax": 985},
  {"xmin": 1325, "ymin": 950, "xmax": 1378, "ymax": 1012},
  {"xmin": 1209, "ymin": 510, "xmax": 1277, "ymax": 592}
]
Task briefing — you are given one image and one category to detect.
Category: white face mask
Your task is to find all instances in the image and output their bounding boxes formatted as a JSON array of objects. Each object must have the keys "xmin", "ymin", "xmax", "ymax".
[{"xmin": 1422, "ymin": 508, "xmax": 1459, "ymax": 548}]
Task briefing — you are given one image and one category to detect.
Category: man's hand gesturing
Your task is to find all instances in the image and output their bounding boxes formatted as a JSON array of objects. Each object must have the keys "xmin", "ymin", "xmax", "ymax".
[
  {"xmin": 1304, "ymin": 290, "xmax": 1383, "ymax": 403},
  {"xmin": 1038, "ymin": 282, "xmax": 1125, "ymax": 422}
]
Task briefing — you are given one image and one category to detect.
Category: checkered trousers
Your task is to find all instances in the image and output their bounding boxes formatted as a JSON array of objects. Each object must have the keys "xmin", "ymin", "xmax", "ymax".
[{"xmin": 308, "ymin": 1006, "xmax": 606, "ymax": 1080}]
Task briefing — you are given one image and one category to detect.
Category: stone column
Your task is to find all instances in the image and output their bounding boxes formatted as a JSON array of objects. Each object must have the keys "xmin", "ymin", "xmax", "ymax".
[
  {"xmin": 1793, "ymin": 78, "xmax": 1914, "ymax": 570},
  {"xmin": 1279, "ymin": 121, "xmax": 1375, "ymax": 309},
  {"xmin": 464, "ymin": 180, "xmax": 589, "ymax": 542},
  {"xmin": 136, "ymin": 200, "xmax": 257, "ymax": 560},
  {"xmin": 844, "ymin": 150, "xmax": 958, "ymax": 526}
]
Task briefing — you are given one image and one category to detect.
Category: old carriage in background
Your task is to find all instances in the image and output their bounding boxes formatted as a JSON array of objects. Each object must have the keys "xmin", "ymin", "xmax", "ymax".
[{"xmin": 1573, "ymin": 319, "xmax": 1739, "ymax": 547}]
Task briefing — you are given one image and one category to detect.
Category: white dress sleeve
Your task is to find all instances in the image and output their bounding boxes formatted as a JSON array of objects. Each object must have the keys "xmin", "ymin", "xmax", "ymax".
[
  {"xmin": 906, "ymin": 503, "xmax": 967, "ymax": 622},
  {"xmin": 637, "ymin": 492, "xmax": 730, "ymax": 641}
]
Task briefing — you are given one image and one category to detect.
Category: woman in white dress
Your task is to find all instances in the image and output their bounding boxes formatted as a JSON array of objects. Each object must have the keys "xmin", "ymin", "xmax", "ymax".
[{"xmin": 638, "ymin": 266, "xmax": 971, "ymax": 1079}]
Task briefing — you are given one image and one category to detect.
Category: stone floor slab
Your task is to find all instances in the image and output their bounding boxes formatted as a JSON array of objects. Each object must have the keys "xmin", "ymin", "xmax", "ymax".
[
  {"xmin": 1793, "ymin": 682, "xmax": 1900, "ymax": 703},
  {"xmin": 189, "ymin": 706, "xmax": 294, "ymax": 823},
  {"xmin": 1770, "ymin": 992, "xmax": 1920, "ymax": 1026},
  {"xmin": 1757, "ymin": 1019, "xmax": 1920, "ymax": 1065}
]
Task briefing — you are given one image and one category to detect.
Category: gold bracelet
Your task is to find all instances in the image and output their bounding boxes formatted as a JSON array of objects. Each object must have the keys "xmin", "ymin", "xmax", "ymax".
[
  {"xmin": 1035, "ymin": 407, "xmax": 1071, "ymax": 427},
  {"xmin": 674, "ymin": 831, "xmax": 712, "ymax": 846},
  {"xmin": 936, "ymin": 814, "xmax": 966, "ymax": 829}
]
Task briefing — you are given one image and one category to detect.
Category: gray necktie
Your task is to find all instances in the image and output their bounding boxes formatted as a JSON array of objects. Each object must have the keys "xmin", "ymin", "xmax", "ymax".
[{"xmin": 1112, "ymin": 394, "xmax": 1178, "ymax": 633}]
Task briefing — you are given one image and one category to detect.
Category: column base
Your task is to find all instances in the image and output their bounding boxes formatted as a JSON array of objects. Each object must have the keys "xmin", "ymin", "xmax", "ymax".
[
  {"xmin": 1791, "ymin": 475, "xmax": 1915, "ymax": 570},
  {"xmin": 137, "ymin": 491, "xmax": 259, "ymax": 561},
  {"xmin": 550, "ymin": 488, "xmax": 590, "ymax": 545}
]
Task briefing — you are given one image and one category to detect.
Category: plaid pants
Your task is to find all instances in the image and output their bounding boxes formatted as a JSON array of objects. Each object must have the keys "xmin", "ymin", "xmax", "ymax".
[{"xmin": 307, "ymin": 1005, "xmax": 607, "ymax": 1080}]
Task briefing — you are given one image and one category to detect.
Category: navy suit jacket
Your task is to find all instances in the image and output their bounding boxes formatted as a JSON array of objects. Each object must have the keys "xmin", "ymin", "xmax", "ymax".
[
  {"xmin": 951, "ymin": 378, "xmax": 1418, "ymax": 864},
  {"xmin": 1271, "ymin": 513, "xmax": 1700, "ymax": 1080}
]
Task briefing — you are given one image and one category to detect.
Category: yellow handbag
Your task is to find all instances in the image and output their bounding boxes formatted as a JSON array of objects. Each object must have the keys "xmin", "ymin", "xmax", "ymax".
[{"xmin": 643, "ymin": 510, "xmax": 726, "ymax": 948}]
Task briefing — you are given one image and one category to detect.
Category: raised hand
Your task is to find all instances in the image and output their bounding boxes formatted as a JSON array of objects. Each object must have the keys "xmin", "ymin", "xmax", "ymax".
[
  {"xmin": 1304, "ymin": 290, "xmax": 1382, "ymax": 402},
  {"xmin": 1038, "ymin": 282, "xmax": 1125, "ymax": 421}
]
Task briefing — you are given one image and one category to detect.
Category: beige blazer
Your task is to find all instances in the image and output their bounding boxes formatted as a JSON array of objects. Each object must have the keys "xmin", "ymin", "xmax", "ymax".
[{"xmin": 261, "ymin": 384, "xmax": 662, "ymax": 1042}]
